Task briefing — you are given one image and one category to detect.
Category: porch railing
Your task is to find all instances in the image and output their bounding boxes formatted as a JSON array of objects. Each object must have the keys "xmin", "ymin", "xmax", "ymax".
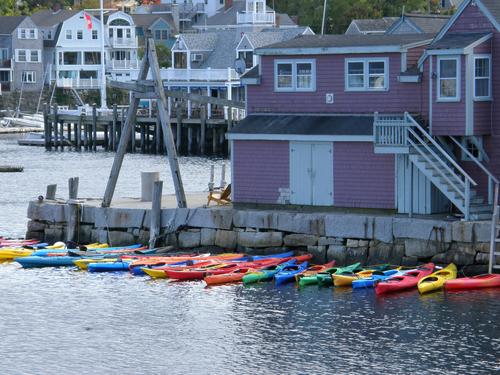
[
  {"xmin": 56, "ymin": 77, "xmax": 101, "ymax": 89},
  {"xmin": 160, "ymin": 68, "xmax": 239, "ymax": 82},
  {"xmin": 237, "ymin": 11, "xmax": 275, "ymax": 24}
]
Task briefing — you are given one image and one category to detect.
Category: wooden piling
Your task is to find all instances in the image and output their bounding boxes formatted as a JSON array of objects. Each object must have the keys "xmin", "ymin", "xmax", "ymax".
[
  {"xmin": 83, "ymin": 121, "xmax": 89, "ymax": 150},
  {"xmin": 200, "ymin": 106, "xmax": 206, "ymax": 155},
  {"xmin": 104, "ymin": 123, "xmax": 109, "ymax": 151},
  {"xmin": 176, "ymin": 107, "xmax": 182, "ymax": 152},
  {"xmin": 68, "ymin": 177, "xmax": 79, "ymax": 199},
  {"xmin": 111, "ymin": 104, "xmax": 117, "ymax": 151},
  {"xmin": 155, "ymin": 115, "xmax": 161, "ymax": 154},
  {"xmin": 212, "ymin": 128, "xmax": 217, "ymax": 154},
  {"xmin": 140, "ymin": 123, "xmax": 146, "ymax": 153},
  {"xmin": 149, "ymin": 180, "xmax": 163, "ymax": 249},
  {"xmin": 46, "ymin": 184, "xmax": 57, "ymax": 200},
  {"xmin": 43, "ymin": 103, "xmax": 51, "ymax": 151},
  {"xmin": 92, "ymin": 104, "xmax": 97, "ymax": 152},
  {"xmin": 188, "ymin": 126, "xmax": 193, "ymax": 154},
  {"xmin": 53, "ymin": 105, "xmax": 59, "ymax": 151}
]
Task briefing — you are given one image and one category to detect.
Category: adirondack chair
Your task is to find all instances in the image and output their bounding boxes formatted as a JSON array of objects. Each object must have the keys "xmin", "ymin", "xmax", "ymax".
[{"xmin": 207, "ymin": 184, "xmax": 231, "ymax": 206}]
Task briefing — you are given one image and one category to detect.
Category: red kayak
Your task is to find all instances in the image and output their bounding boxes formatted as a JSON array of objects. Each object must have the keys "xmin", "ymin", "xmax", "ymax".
[
  {"xmin": 166, "ymin": 263, "xmax": 241, "ymax": 280},
  {"xmin": 375, "ymin": 263, "xmax": 434, "ymax": 295},
  {"xmin": 445, "ymin": 274, "xmax": 500, "ymax": 291}
]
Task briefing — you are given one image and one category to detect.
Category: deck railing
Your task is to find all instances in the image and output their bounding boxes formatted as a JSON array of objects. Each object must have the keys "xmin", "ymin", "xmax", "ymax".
[
  {"xmin": 56, "ymin": 77, "xmax": 101, "ymax": 89},
  {"xmin": 237, "ymin": 11, "xmax": 275, "ymax": 24},
  {"xmin": 160, "ymin": 68, "xmax": 239, "ymax": 83}
]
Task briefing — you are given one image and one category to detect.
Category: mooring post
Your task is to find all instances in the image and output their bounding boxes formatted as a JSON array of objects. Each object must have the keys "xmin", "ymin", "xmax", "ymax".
[
  {"xmin": 176, "ymin": 104, "xmax": 182, "ymax": 151},
  {"xmin": 67, "ymin": 120, "xmax": 72, "ymax": 144},
  {"xmin": 92, "ymin": 104, "xmax": 97, "ymax": 152},
  {"xmin": 53, "ymin": 105, "xmax": 59, "ymax": 150},
  {"xmin": 46, "ymin": 184, "xmax": 57, "ymax": 200},
  {"xmin": 43, "ymin": 103, "xmax": 50, "ymax": 151},
  {"xmin": 188, "ymin": 126, "xmax": 193, "ymax": 155},
  {"xmin": 66, "ymin": 202, "xmax": 79, "ymax": 244},
  {"xmin": 212, "ymin": 128, "xmax": 217, "ymax": 154},
  {"xmin": 83, "ymin": 119, "xmax": 89, "ymax": 150},
  {"xmin": 209, "ymin": 164, "xmax": 214, "ymax": 191},
  {"xmin": 60, "ymin": 120, "xmax": 65, "ymax": 151},
  {"xmin": 68, "ymin": 177, "xmax": 79, "ymax": 200},
  {"xmin": 76, "ymin": 114, "xmax": 82, "ymax": 150},
  {"xmin": 220, "ymin": 163, "xmax": 226, "ymax": 188},
  {"xmin": 149, "ymin": 180, "xmax": 163, "ymax": 249},
  {"xmin": 155, "ymin": 115, "xmax": 161, "ymax": 154}
]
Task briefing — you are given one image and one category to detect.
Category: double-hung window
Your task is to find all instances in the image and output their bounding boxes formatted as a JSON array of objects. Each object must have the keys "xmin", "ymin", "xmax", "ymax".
[
  {"xmin": 474, "ymin": 55, "xmax": 491, "ymax": 100},
  {"xmin": 77, "ymin": 30, "xmax": 83, "ymax": 40},
  {"xmin": 345, "ymin": 58, "xmax": 388, "ymax": 91},
  {"xmin": 437, "ymin": 56, "xmax": 460, "ymax": 101},
  {"xmin": 66, "ymin": 30, "xmax": 72, "ymax": 40},
  {"xmin": 30, "ymin": 50, "xmax": 39, "ymax": 62},
  {"xmin": 22, "ymin": 71, "xmax": 36, "ymax": 83},
  {"xmin": 16, "ymin": 49, "xmax": 26, "ymax": 62},
  {"xmin": 92, "ymin": 30, "xmax": 98, "ymax": 40},
  {"xmin": 274, "ymin": 60, "xmax": 315, "ymax": 92}
]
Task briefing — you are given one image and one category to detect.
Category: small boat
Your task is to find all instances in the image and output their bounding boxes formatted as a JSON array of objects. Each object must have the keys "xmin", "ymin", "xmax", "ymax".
[
  {"xmin": 352, "ymin": 269, "xmax": 401, "ymax": 289},
  {"xmin": 165, "ymin": 263, "xmax": 239, "ymax": 281},
  {"xmin": 375, "ymin": 263, "xmax": 434, "ymax": 295},
  {"xmin": 204, "ymin": 267, "xmax": 254, "ymax": 286},
  {"xmin": 418, "ymin": 263, "xmax": 457, "ymax": 294},
  {"xmin": 333, "ymin": 264, "xmax": 392, "ymax": 287},
  {"xmin": 15, "ymin": 255, "xmax": 86, "ymax": 268},
  {"xmin": 0, "ymin": 248, "xmax": 33, "ymax": 260},
  {"xmin": 295, "ymin": 261, "xmax": 336, "ymax": 287},
  {"xmin": 444, "ymin": 274, "xmax": 500, "ymax": 291},
  {"xmin": 73, "ymin": 258, "xmax": 121, "ymax": 270},
  {"xmin": 250, "ymin": 251, "xmax": 294, "ymax": 260},
  {"xmin": 275, "ymin": 261, "xmax": 309, "ymax": 286},
  {"xmin": 88, "ymin": 261, "xmax": 132, "ymax": 272},
  {"xmin": 243, "ymin": 259, "xmax": 297, "ymax": 285},
  {"xmin": 316, "ymin": 263, "xmax": 362, "ymax": 287}
]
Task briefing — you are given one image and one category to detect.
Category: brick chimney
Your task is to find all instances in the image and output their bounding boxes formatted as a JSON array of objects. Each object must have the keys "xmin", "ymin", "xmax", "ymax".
[{"xmin": 225, "ymin": 0, "xmax": 233, "ymax": 11}]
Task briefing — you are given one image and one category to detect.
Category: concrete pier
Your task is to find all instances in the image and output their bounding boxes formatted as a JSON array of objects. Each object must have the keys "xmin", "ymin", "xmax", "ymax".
[{"xmin": 26, "ymin": 195, "xmax": 493, "ymax": 272}]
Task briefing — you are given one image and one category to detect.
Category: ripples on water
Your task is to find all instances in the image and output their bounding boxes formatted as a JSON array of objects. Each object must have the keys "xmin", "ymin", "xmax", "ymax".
[
  {"xmin": 0, "ymin": 262, "xmax": 498, "ymax": 375},
  {"xmin": 0, "ymin": 135, "xmax": 229, "ymax": 237},
  {"xmin": 1, "ymin": 136, "xmax": 499, "ymax": 374}
]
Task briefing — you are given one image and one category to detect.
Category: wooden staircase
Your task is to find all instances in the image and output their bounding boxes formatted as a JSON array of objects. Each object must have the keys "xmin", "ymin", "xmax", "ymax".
[{"xmin": 374, "ymin": 112, "xmax": 497, "ymax": 220}]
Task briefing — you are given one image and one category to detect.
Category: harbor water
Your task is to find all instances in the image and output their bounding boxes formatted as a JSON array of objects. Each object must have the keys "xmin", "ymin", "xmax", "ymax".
[{"xmin": 1, "ymin": 135, "xmax": 499, "ymax": 374}]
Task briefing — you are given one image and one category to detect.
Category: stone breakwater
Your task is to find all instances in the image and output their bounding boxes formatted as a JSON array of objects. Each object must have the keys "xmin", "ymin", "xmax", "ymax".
[{"xmin": 26, "ymin": 200, "xmax": 493, "ymax": 272}]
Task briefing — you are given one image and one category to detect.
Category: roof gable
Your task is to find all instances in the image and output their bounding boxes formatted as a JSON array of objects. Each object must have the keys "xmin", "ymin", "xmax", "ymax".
[{"xmin": 0, "ymin": 16, "xmax": 27, "ymax": 35}]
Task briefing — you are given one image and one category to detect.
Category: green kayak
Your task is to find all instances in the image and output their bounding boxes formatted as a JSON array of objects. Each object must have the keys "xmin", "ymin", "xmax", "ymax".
[
  {"xmin": 243, "ymin": 259, "xmax": 296, "ymax": 285},
  {"xmin": 316, "ymin": 262, "xmax": 362, "ymax": 287}
]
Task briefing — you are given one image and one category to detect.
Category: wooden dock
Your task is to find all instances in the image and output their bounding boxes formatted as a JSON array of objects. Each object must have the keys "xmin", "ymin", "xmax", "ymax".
[{"xmin": 43, "ymin": 103, "xmax": 238, "ymax": 156}]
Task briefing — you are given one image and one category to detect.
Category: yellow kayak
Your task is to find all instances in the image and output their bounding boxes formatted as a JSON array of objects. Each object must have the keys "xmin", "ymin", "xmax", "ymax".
[
  {"xmin": 333, "ymin": 270, "xmax": 375, "ymax": 287},
  {"xmin": 73, "ymin": 258, "xmax": 119, "ymax": 270},
  {"xmin": 141, "ymin": 267, "xmax": 167, "ymax": 278},
  {"xmin": 418, "ymin": 263, "xmax": 457, "ymax": 294},
  {"xmin": 0, "ymin": 248, "xmax": 34, "ymax": 260}
]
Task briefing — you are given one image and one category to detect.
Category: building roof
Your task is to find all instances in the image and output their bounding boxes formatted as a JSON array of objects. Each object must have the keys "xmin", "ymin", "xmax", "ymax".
[
  {"xmin": 0, "ymin": 16, "xmax": 27, "ymax": 34},
  {"xmin": 242, "ymin": 27, "xmax": 309, "ymax": 49},
  {"xmin": 480, "ymin": 0, "xmax": 500, "ymax": 25},
  {"xmin": 228, "ymin": 115, "xmax": 374, "ymax": 137},
  {"xmin": 241, "ymin": 65, "xmax": 259, "ymax": 79},
  {"xmin": 132, "ymin": 14, "xmax": 177, "ymax": 34},
  {"xmin": 180, "ymin": 32, "xmax": 220, "ymax": 51},
  {"xmin": 194, "ymin": 0, "xmax": 296, "ymax": 28},
  {"xmin": 429, "ymin": 32, "xmax": 491, "ymax": 49},
  {"xmin": 257, "ymin": 33, "xmax": 434, "ymax": 53},
  {"xmin": 389, "ymin": 14, "xmax": 450, "ymax": 34},
  {"xmin": 349, "ymin": 17, "xmax": 398, "ymax": 34},
  {"xmin": 30, "ymin": 9, "xmax": 77, "ymax": 27}
]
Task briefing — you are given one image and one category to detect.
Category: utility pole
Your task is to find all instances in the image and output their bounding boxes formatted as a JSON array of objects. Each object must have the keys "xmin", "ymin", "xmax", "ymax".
[{"xmin": 321, "ymin": 0, "xmax": 328, "ymax": 35}]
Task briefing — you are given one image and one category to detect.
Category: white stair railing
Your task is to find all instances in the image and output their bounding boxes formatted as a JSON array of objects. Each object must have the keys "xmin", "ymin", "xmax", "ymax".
[{"xmin": 489, "ymin": 184, "xmax": 499, "ymax": 273}]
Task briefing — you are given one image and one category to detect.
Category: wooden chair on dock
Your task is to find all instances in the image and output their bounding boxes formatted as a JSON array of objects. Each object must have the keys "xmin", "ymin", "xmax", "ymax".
[{"xmin": 207, "ymin": 184, "xmax": 231, "ymax": 206}]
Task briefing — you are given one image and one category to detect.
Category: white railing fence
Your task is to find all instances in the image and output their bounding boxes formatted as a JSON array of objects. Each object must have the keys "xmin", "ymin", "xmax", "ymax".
[
  {"xmin": 160, "ymin": 68, "xmax": 239, "ymax": 82},
  {"xmin": 237, "ymin": 11, "xmax": 275, "ymax": 24}
]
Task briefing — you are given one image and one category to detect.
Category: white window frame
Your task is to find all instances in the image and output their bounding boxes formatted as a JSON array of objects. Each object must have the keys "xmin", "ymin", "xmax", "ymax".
[
  {"xmin": 92, "ymin": 30, "xmax": 98, "ymax": 40},
  {"xmin": 66, "ymin": 30, "xmax": 72, "ymax": 40},
  {"xmin": 437, "ymin": 56, "xmax": 461, "ymax": 102},
  {"xmin": 22, "ymin": 71, "xmax": 36, "ymax": 83},
  {"xmin": 345, "ymin": 58, "xmax": 389, "ymax": 92},
  {"xmin": 274, "ymin": 59, "xmax": 316, "ymax": 92},
  {"xmin": 461, "ymin": 137, "xmax": 484, "ymax": 162},
  {"xmin": 473, "ymin": 54, "xmax": 492, "ymax": 101},
  {"xmin": 29, "ymin": 50, "xmax": 40, "ymax": 62},
  {"xmin": 77, "ymin": 30, "xmax": 83, "ymax": 40},
  {"xmin": 16, "ymin": 49, "xmax": 27, "ymax": 62}
]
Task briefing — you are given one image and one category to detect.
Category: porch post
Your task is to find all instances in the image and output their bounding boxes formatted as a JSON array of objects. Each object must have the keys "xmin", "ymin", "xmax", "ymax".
[{"xmin": 465, "ymin": 180, "xmax": 471, "ymax": 221}]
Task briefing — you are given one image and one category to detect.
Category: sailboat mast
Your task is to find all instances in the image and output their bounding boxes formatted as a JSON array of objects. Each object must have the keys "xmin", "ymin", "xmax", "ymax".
[{"xmin": 100, "ymin": 0, "xmax": 107, "ymax": 108}]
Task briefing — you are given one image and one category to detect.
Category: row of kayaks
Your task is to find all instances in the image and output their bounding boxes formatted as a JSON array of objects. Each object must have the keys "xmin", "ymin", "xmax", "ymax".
[{"xmin": 2, "ymin": 240, "xmax": 500, "ymax": 293}]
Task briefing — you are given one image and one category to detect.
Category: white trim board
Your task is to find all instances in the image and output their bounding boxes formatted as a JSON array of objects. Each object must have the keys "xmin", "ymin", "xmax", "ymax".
[{"xmin": 227, "ymin": 134, "xmax": 373, "ymax": 142}]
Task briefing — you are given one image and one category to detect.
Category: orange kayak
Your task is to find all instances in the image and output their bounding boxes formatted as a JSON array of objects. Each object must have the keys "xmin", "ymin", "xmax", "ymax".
[
  {"xmin": 204, "ymin": 267, "xmax": 254, "ymax": 286},
  {"xmin": 128, "ymin": 253, "xmax": 242, "ymax": 269}
]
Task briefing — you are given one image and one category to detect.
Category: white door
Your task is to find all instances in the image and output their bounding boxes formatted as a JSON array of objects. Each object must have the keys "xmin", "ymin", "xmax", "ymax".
[{"xmin": 290, "ymin": 142, "xmax": 333, "ymax": 206}]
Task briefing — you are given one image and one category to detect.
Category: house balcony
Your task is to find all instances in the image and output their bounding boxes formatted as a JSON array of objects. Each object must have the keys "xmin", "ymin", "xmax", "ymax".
[
  {"xmin": 107, "ymin": 59, "xmax": 139, "ymax": 70},
  {"xmin": 160, "ymin": 68, "xmax": 240, "ymax": 84},
  {"xmin": 0, "ymin": 59, "xmax": 12, "ymax": 69},
  {"xmin": 237, "ymin": 11, "xmax": 275, "ymax": 24},
  {"xmin": 109, "ymin": 37, "xmax": 138, "ymax": 48},
  {"xmin": 56, "ymin": 77, "xmax": 101, "ymax": 90}
]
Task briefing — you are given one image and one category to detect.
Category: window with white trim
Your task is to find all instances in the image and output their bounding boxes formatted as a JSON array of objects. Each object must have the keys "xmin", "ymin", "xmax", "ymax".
[
  {"xmin": 77, "ymin": 30, "xmax": 83, "ymax": 40},
  {"xmin": 18, "ymin": 28, "xmax": 37, "ymax": 39},
  {"xmin": 92, "ymin": 30, "xmax": 98, "ymax": 39},
  {"xmin": 66, "ymin": 30, "xmax": 72, "ymax": 39},
  {"xmin": 345, "ymin": 58, "xmax": 388, "ymax": 91},
  {"xmin": 22, "ymin": 71, "xmax": 36, "ymax": 83},
  {"xmin": 474, "ymin": 55, "xmax": 491, "ymax": 100},
  {"xmin": 437, "ymin": 56, "xmax": 460, "ymax": 101},
  {"xmin": 274, "ymin": 60, "xmax": 316, "ymax": 92},
  {"xmin": 461, "ymin": 137, "xmax": 484, "ymax": 161},
  {"xmin": 17, "ymin": 49, "xmax": 26, "ymax": 62},
  {"xmin": 30, "ymin": 50, "xmax": 40, "ymax": 62}
]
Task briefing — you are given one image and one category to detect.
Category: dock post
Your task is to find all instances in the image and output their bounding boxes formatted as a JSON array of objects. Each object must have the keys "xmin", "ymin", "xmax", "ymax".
[
  {"xmin": 188, "ymin": 126, "xmax": 193, "ymax": 155},
  {"xmin": 200, "ymin": 106, "xmax": 206, "ymax": 155},
  {"xmin": 83, "ymin": 119, "xmax": 89, "ymax": 150},
  {"xmin": 76, "ymin": 115, "xmax": 82, "ymax": 150},
  {"xmin": 46, "ymin": 184, "xmax": 57, "ymax": 200},
  {"xmin": 176, "ymin": 105, "xmax": 182, "ymax": 152},
  {"xmin": 212, "ymin": 128, "xmax": 217, "ymax": 154},
  {"xmin": 67, "ymin": 120, "xmax": 72, "ymax": 144},
  {"xmin": 149, "ymin": 180, "xmax": 163, "ymax": 249},
  {"xmin": 227, "ymin": 109, "xmax": 233, "ymax": 155},
  {"xmin": 209, "ymin": 164, "xmax": 214, "ymax": 191},
  {"xmin": 66, "ymin": 202, "xmax": 79, "ymax": 244},
  {"xmin": 140, "ymin": 123, "xmax": 146, "ymax": 153},
  {"xmin": 111, "ymin": 104, "xmax": 117, "ymax": 151},
  {"xmin": 59, "ymin": 118, "xmax": 65, "ymax": 151},
  {"xmin": 53, "ymin": 105, "xmax": 59, "ymax": 151},
  {"xmin": 220, "ymin": 163, "xmax": 226, "ymax": 188},
  {"xmin": 43, "ymin": 103, "xmax": 50, "ymax": 151},
  {"xmin": 68, "ymin": 177, "xmax": 79, "ymax": 199},
  {"xmin": 155, "ymin": 115, "xmax": 161, "ymax": 154},
  {"xmin": 104, "ymin": 123, "xmax": 109, "ymax": 151},
  {"xmin": 92, "ymin": 104, "xmax": 97, "ymax": 152}
]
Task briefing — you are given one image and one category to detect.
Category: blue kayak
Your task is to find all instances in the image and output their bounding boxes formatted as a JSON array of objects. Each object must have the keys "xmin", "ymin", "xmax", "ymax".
[
  {"xmin": 31, "ymin": 244, "xmax": 144, "ymax": 256},
  {"xmin": 15, "ymin": 256, "xmax": 85, "ymax": 268},
  {"xmin": 352, "ymin": 269, "xmax": 401, "ymax": 289},
  {"xmin": 251, "ymin": 251, "xmax": 294, "ymax": 260},
  {"xmin": 88, "ymin": 261, "xmax": 132, "ymax": 272},
  {"xmin": 131, "ymin": 260, "xmax": 197, "ymax": 276},
  {"xmin": 275, "ymin": 261, "xmax": 309, "ymax": 286}
]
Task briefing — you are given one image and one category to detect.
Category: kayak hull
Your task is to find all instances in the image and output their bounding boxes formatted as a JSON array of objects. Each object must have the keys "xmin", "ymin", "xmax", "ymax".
[
  {"xmin": 418, "ymin": 263, "xmax": 457, "ymax": 294},
  {"xmin": 375, "ymin": 263, "xmax": 434, "ymax": 295},
  {"xmin": 444, "ymin": 274, "xmax": 500, "ymax": 291}
]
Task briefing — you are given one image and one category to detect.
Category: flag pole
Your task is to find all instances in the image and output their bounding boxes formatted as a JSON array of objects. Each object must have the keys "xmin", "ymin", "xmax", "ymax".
[{"xmin": 99, "ymin": 0, "xmax": 107, "ymax": 109}]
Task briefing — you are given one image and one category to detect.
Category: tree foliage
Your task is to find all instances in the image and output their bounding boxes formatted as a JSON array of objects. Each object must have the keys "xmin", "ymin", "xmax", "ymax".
[{"xmin": 273, "ymin": 0, "xmax": 445, "ymax": 34}]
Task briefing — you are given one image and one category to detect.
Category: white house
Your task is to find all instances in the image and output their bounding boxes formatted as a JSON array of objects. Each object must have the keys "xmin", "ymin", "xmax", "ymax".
[{"xmin": 51, "ymin": 10, "xmax": 139, "ymax": 90}]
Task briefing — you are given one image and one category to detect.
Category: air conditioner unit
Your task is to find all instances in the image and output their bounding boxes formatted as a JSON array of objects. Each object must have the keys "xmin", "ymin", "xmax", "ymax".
[{"xmin": 191, "ymin": 53, "xmax": 203, "ymax": 62}]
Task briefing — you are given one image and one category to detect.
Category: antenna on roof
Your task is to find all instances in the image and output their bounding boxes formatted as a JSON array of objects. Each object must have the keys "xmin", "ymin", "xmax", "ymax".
[{"xmin": 321, "ymin": 0, "xmax": 327, "ymax": 35}]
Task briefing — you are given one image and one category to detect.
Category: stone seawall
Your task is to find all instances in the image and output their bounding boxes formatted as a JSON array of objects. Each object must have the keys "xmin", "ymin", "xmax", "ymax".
[{"xmin": 26, "ymin": 200, "xmax": 493, "ymax": 272}]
